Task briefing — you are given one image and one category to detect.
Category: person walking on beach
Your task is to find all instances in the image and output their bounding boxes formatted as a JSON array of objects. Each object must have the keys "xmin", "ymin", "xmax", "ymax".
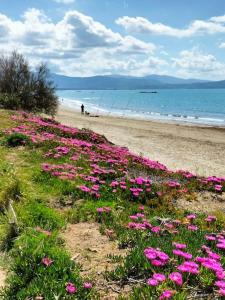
[{"xmin": 81, "ymin": 104, "xmax": 84, "ymax": 114}]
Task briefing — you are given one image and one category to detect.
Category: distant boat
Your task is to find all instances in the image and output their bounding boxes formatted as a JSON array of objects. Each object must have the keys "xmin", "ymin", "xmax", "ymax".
[{"xmin": 140, "ymin": 91, "xmax": 158, "ymax": 94}]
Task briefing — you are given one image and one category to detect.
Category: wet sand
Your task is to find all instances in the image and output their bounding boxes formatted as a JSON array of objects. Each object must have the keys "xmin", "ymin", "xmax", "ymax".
[{"xmin": 56, "ymin": 106, "xmax": 225, "ymax": 178}]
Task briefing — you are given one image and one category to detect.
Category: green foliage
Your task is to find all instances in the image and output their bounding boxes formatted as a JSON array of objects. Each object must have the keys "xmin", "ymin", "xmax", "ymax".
[
  {"xmin": 5, "ymin": 133, "xmax": 31, "ymax": 147},
  {"xmin": 17, "ymin": 200, "xmax": 65, "ymax": 231},
  {"xmin": 0, "ymin": 219, "xmax": 19, "ymax": 251},
  {"xmin": 0, "ymin": 93, "xmax": 20, "ymax": 110},
  {"xmin": 0, "ymin": 178, "xmax": 22, "ymax": 212},
  {"xmin": 2, "ymin": 229, "xmax": 92, "ymax": 300},
  {"xmin": 0, "ymin": 51, "xmax": 58, "ymax": 115}
]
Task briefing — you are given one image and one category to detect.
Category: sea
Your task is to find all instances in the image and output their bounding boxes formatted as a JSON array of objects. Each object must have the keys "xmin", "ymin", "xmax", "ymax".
[{"xmin": 57, "ymin": 89, "xmax": 225, "ymax": 127}]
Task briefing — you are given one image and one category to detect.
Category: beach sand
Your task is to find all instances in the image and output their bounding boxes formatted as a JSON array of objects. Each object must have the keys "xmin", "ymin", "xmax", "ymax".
[{"xmin": 56, "ymin": 106, "xmax": 225, "ymax": 178}]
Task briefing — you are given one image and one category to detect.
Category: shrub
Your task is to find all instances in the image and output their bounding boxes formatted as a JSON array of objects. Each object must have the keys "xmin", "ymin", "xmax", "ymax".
[
  {"xmin": 5, "ymin": 133, "xmax": 31, "ymax": 147},
  {"xmin": 0, "ymin": 93, "xmax": 20, "ymax": 110},
  {"xmin": 0, "ymin": 51, "xmax": 58, "ymax": 115}
]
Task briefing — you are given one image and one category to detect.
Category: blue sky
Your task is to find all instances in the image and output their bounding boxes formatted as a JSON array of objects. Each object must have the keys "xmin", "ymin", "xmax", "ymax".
[{"xmin": 0, "ymin": 0, "xmax": 225, "ymax": 79}]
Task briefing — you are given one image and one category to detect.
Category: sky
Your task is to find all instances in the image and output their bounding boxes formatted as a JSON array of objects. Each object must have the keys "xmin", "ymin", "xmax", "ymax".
[{"xmin": 0, "ymin": 0, "xmax": 225, "ymax": 79}]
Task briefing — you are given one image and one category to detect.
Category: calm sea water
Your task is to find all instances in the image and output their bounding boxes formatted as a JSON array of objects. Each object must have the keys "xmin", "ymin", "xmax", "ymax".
[{"xmin": 57, "ymin": 89, "xmax": 225, "ymax": 126}]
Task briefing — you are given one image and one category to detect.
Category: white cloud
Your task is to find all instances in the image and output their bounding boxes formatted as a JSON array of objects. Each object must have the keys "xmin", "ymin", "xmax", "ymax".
[
  {"xmin": 53, "ymin": 0, "xmax": 75, "ymax": 4},
  {"xmin": 0, "ymin": 8, "xmax": 160, "ymax": 76},
  {"xmin": 210, "ymin": 15, "xmax": 225, "ymax": 23},
  {"xmin": 219, "ymin": 42, "xmax": 225, "ymax": 48},
  {"xmin": 172, "ymin": 48, "xmax": 225, "ymax": 79},
  {"xmin": 51, "ymin": 48, "xmax": 167, "ymax": 77},
  {"xmin": 116, "ymin": 15, "xmax": 225, "ymax": 38}
]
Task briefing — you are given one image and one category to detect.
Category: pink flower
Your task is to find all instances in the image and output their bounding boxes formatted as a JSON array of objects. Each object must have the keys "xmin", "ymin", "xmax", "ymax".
[
  {"xmin": 159, "ymin": 290, "xmax": 174, "ymax": 299},
  {"xmin": 205, "ymin": 235, "xmax": 216, "ymax": 241},
  {"xmin": 139, "ymin": 205, "xmax": 145, "ymax": 211},
  {"xmin": 169, "ymin": 272, "xmax": 183, "ymax": 286},
  {"xmin": 83, "ymin": 282, "xmax": 92, "ymax": 289},
  {"xmin": 136, "ymin": 213, "xmax": 144, "ymax": 218},
  {"xmin": 66, "ymin": 282, "xmax": 77, "ymax": 294},
  {"xmin": 177, "ymin": 261, "xmax": 199, "ymax": 274},
  {"xmin": 218, "ymin": 288, "xmax": 225, "ymax": 296},
  {"xmin": 152, "ymin": 273, "xmax": 166, "ymax": 282},
  {"xmin": 216, "ymin": 243, "xmax": 225, "ymax": 249},
  {"xmin": 41, "ymin": 257, "xmax": 53, "ymax": 266},
  {"xmin": 216, "ymin": 271, "xmax": 225, "ymax": 280},
  {"xmin": 205, "ymin": 215, "xmax": 217, "ymax": 222},
  {"xmin": 186, "ymin": 214, "xmax": 196, "ymax": 220},
  {"xmin": 151, "ymin": 226, "xmax": 161, "ymax": 234},
  {"xmin": 215, "ymin": 185, "xmax": 222, "ymax": 192},
  {"xmin": 173, "ymin": 249, "xmax": 192, "ymax": 260},
  {"xmin": 215, "ymin": 281, "xmax": 225, "ymax": 289},
  {"xmin": 208, "ymin": 251, "xmax": 221, "ymax": 261},
  {"xmin": 130, "ymin": 215, "xmax": 138, "ymax": 220},
  {"xmin": 172, "ymin": 242, "xmax": 186, "ymax": 249},
  {"xmin": 145, "ymin": 252, "xmax": 157, "ymax": 260},
  {"xmin": 152, "ymin": 259, "xmax": 164, "ymax": 267},
  {"xmin": 188, "ymin": 225, "xmax": 198, "ymax": 231},
  {"xmin": 147, "ymin": 278, "xmax": 159, "ymax": 286}
]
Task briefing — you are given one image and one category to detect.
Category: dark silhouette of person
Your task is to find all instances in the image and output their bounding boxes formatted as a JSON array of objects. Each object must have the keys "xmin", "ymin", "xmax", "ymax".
[{"xmin": 81, "ymin": 104, "xmax": 84, "ymax": 114}]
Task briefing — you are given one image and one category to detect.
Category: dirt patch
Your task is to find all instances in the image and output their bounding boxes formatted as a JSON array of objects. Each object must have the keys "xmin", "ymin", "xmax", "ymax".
[
  {"xmin": 177, "ymin": 191, "xmax": 225, "ymax": 213},
  {"xmin": 63, "ymin": 222, "xmax": 131, "ymax": 299},
  {"xmin": 0, "ymin": 268, "xmax": 6, "ymax": 289}
]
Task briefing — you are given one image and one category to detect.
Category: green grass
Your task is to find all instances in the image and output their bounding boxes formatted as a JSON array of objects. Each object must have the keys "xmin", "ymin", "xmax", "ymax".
[{"xmin": 0, "ymin": 110, "xmax": 224, "ymax": 299}]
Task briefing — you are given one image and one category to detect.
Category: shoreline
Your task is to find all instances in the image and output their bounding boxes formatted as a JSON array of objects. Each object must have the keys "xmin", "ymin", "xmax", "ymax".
[
  {"xmin": 60, "ymin": 102, "xmax": 225, "ymax": 129},
  {"xmin": 56, "ymin": 105, "xmax": 225, "ymax": 178}
]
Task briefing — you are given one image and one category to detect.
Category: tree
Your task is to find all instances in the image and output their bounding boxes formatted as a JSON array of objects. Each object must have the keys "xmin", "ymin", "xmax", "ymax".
[{"xmin": 0, "ymin": 51, "xmax": 58, "ymax": 116}]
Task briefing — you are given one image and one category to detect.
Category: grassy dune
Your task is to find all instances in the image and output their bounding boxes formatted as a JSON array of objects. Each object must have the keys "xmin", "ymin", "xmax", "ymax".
[{"xmin": 0, "ymin": 110, "xmax": 225, "ymax": 299}]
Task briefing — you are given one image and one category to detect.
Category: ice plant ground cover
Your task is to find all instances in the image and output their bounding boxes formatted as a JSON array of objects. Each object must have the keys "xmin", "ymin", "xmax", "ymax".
[{"xmin": 0, "ymin": 110, "xmax": 224, "ymax": 299}]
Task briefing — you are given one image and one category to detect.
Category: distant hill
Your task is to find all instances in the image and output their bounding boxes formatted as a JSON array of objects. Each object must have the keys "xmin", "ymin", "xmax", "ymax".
[{"xmin": 50, "ymin": 73, "xmax": 225, "ymax": 90}]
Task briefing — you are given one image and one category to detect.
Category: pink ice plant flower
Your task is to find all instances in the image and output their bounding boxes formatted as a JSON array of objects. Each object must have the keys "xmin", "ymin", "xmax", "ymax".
[
  {"xmin": 186, "ymin": 214, "xmax": 196, "ymax": 220},
  {"xmin": 215, "ymin": 280, "xmax": 225, "ymax": 288},
  {"xmin": 172, "ymin": 242, "xmax": 186, "ymax": 249},
  {"xmin": 144, "ymin": 247, "xmax": 169, "ymax": 267},
  {"xmin": 196, "ymin": 257, "xmax": 223, "ymax": 273},
  {"xmin": 152, "ymin": 273, "xmax": 166, "ymax": 282},
  {"xmin": 187, "ymin": 225, "xmax": 198, "ymax": 231},
  {"xmin": 83, "ymin": 282, "xmax": 92, "ymax": 289},
  {"xmin": 218, "ymin": 289, "xmax": 225, "ymax": 296},
  {"xmin": 216, "ymin": 243, "xmax": 225, "ymax": 249},
  {"xmin": 216, "ymin": 271, "xmax": 225, "ymax": 280},
  {"xmin": 41, "ymin": 257, "xmax": 53, "ymax": 266},
  {"xmin": 96, "ymin": 207, "xmax": 111, "ymax": 213},
  {"xmin": 215, "ymin": 184, "xmax": 222, "ymax": 192},
  {"xmin": 151, "ymin": 226, "xmax": 161, "ymax": 234},
  {"xmin": 205, "ymin": 235, "xmax": 216, "ymax": 241},
  {"xmin": 147, "ymin": 278, "xmax": 159, "ymax": 286},
  {"xmin": 177, "ymin": 261, "xmax": 199, "ymax": 274},
  {"xmin": 66, "ymin": 282, "xmax": 77, "ymax": 294},
  {"xmin": 205, "ymin": 215, "xmax": 217, "ymax": 222},
  {"xmin": 159, "ymin": 290, "xmax": 174, "ymax": 299},
  {"xmin": 173, "ymin": 249, "xmax": 192, "ymax": 260},
  {"xmin": 169, "ymin": 272, "xmax": 183, "ymax": 286}
]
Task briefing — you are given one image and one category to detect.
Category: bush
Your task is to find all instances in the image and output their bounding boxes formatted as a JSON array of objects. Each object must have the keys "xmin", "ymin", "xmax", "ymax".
[
  {"xmin": 5, "ymin": 133, "xmax": 31, "ymax": 147},
  {"xmin": 0, "ymin": 51, "xmax": 58, "ymax": 115},
  {"xmin": 0, "ymin": 93, "xmax": 20, "ymax": 110}
]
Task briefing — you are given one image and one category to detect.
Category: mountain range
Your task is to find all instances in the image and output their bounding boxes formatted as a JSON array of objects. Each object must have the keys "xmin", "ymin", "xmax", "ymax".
[{"xmin": 51, "ymin": 73, "xmax": 225, "ymax": 90}]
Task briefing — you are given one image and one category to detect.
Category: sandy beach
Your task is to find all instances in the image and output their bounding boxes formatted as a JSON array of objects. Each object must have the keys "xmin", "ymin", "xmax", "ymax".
[{"xmin": 57, "ymin": 106, "xmax": 225, "ymax": 178}]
